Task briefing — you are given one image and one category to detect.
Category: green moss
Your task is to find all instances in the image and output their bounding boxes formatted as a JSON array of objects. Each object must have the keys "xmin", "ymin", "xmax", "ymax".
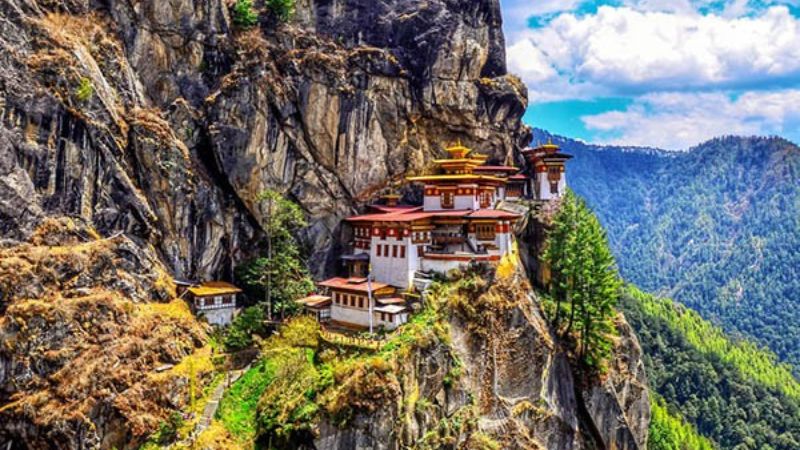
[
  {"xmin": 231, "ymin": 0, "xmax": 259, "ymax": 28},
  {"xmin": 266, "ymin": 0, "xmax": 295, "ymax": 22}
]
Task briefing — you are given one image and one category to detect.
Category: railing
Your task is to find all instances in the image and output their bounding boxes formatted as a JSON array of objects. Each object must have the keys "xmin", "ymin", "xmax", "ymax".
[
  {"xmin": 195, "ymin": 303, "xmax": 235, "ymax": 311},
  {"xmin": 318, "ymin": 329, "xmax": 389, "ymax": 351},
  {"xmin": 432, "ymin": 235, "xmax": 466, "ymax": 244}
]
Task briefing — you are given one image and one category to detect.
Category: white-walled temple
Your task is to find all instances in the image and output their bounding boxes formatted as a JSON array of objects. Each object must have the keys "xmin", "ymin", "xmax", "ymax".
[
  {"xmin": 523, "ymin": 140, "xmax": 573, "ymax": 201},
  {"xmin": 298, "ymin": 141, "xmax": 571, "ymax": 331}
]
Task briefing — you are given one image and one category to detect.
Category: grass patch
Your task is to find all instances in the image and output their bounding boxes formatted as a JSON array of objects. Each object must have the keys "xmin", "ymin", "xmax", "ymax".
[{"xmin": 217, "ymin": 360, "xmax": 278, "ymax": 442}]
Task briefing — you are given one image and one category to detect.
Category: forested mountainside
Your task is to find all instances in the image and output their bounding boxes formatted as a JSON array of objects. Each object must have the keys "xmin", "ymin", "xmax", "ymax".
[
  {"xmin": 622, "ymin": 287, "xmax": 800, "ymax": 450},
  {"xmin": 536, "ymin": 130, "xmax": 800, "ymax": 371}
]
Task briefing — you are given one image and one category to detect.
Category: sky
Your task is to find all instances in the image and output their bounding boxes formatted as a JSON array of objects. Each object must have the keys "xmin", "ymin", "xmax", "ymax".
[{"xmin": 500, "ymin": 0, "xmax": 800, "ymax": 149}]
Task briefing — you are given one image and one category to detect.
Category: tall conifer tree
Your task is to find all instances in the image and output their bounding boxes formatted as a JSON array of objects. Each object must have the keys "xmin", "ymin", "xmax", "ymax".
[{"xmin": 542, "ymin": 190, "xmax": 622, "ymax": 369}]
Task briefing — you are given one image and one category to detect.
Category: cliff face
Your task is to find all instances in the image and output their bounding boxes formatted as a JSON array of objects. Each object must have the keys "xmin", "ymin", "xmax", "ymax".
[
  {"xmin": 276, "ymin": 265, "xmax": 649, "ymax": 450},
  {"xmin": 0, "ymin": 218, "xmax": 211, "ymax": 449},
  {"xmin": 0, "ymin": 0, "xmax": 528, "ymax": 279}
]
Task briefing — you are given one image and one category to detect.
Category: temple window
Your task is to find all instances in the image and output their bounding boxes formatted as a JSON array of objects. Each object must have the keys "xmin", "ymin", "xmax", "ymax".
[
  {"xmin": 477, "ymin": 224, "xmax": 495, "ymax": 241},
  {"xmin": 441, "ymin": 191, "xmax": 454, "ymax": 209},
  {"xmin": 480, "ymin": 191, "xmax": 491, "ymax": 208}
]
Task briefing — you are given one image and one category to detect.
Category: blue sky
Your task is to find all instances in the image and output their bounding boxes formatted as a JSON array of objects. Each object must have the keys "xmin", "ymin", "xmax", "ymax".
[{"xmin": 500, "ymin": 0, "xmax": 800, "ymax": 149}]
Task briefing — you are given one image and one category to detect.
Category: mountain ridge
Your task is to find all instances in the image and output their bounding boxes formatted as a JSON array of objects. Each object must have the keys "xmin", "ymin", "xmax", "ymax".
[{"xmin": 533, "ymin": 128, "xmax": 800, "ymax": 372}]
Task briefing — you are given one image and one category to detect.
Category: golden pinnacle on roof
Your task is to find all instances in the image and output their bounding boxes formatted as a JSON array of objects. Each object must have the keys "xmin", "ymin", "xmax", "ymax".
[{"xmin": 446, "ymin": 140, "xmax": 472, "ymax": 159}]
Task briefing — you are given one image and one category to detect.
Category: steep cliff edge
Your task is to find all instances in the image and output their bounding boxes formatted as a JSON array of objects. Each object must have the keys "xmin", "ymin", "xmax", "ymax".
[{"xmin": 249, "ymin": 264, "xmax": 649, "ymax": 450}]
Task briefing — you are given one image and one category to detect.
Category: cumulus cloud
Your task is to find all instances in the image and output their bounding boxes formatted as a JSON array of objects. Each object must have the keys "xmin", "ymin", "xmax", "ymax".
[
  {"xmin": 503, "ymin": 1, "xmax": 800, "ymax": 148},
  {"xmin": 507, "ymin": 5, "xmax": 800, "ymax": 100},
  {"xmin": 581, "ymin": 90, "xmax": 800, "ymax": 149}
]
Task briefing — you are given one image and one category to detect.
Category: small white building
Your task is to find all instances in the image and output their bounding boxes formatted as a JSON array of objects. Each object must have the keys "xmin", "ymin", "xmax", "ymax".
[
  {"xmin": 181, "ymin": 281, "xmax": 242, "ymax": 326},
  {"xmin": 297, "ymin": 277, "xmax": 408, "ymax": 331},
  {"xmin": 522, "ymin": 140, "xmax": 573, "ymax": 201}
]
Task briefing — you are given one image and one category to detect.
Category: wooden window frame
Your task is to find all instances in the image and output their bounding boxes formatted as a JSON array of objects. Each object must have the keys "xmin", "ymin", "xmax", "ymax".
[
  {"xmin": 477, "ymin": 224, "xmax": 496, "ymax": 241},
  {"xmin": 441, "ymin": 191, "xmax": 454, "ymax": 209}
]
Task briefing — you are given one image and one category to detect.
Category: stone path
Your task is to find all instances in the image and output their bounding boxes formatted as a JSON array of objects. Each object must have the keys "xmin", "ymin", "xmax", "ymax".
[{"xmin": 195, "ymin": 367, "xmax": 247, "ymax": 434}]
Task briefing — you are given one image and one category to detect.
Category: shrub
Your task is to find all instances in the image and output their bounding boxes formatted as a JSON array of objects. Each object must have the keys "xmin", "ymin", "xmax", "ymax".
[
  {"xmin": 153, "ymin": 411, "xmax": 184, "ymax": 445},
  {"xmin": 224, "ymin": 306, "xmax": 266, "ymax": 351},
  {"xmin": 266, "ymin": 0, "xmax": 294, "ymax": 22},
  {"xmin": 232, "ymin": 0, "xmax": 259, "ymax": 28},
  {"xmin": 75, "ymin": 77, "xmax": 93, "ymax": 102}
]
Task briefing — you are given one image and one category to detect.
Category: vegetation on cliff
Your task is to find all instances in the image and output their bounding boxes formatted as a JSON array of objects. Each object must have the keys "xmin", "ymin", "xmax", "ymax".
[
  {"xmin": 208, "ymin": 255, "xmax": 648, "ymax": 449},
  {"xmin": 541, "ymin": 190, "xmax": 621, "ymax": 370},
  {"xmin": 235, "ymin": 190, "xmax": 314, "ymax": 325},
  {"xmin": 623, "ymin": 287, "xmax": 800, "ymax": 449},
  {"xmin": 0, "ymin": 218, "xmax": 215, "ymax": 448},
  {"xmin": 216, "ymin": 297, "xmax": 456, "ymax": 448}
]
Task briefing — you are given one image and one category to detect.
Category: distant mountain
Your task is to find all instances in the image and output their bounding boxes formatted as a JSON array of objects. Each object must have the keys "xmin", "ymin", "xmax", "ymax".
[{"xmin": 534, "ymin": 129, "xmax": 800, "ymax": 371}]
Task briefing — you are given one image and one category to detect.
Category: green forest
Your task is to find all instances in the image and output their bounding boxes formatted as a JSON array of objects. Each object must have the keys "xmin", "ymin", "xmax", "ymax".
[
  {"xmin": 621, "ymin": 287, "xmax": 800, "ymax": 449},
  {"xmin": 649, "ymin": 395, "xmax": 715, "ymax": 450},
  {"xmin": 550, "ymin": 131, "xmax": 800, "ymax": 373}
]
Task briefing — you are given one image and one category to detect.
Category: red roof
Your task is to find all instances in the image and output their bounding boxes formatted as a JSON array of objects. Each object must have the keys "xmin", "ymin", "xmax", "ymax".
[
  {"xmin": 508, "ymin": 174, "xmax": 528, "ymax": 180},
  {"xmin": 466, "ymin": 210, "xmax": 521, "ymax": 219},
  {"xmin": 318, "ymin": 277, "xmax": 393, "ymax": 293},
  {"xmin": 296, "ymin": 295, "xmax": 332, "ymax": 308},
  {"xmin": 346, "ymin": 211, "xmax": 431, "ymax": 223},
  {"xmin": 430, "ymin": 210, "xmax": 472, "ymax": 218},
  {"xmin": 347, "ymin": 207, "xmax": 522, "ymax": 223},
  {"xmin": 368, "ymin": 205, "xmax": 424, "ymax": 214}
]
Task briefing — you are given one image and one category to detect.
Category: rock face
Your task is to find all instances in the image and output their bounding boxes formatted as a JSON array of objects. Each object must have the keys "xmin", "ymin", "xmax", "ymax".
[
  {"xmin": 0, "ymin": 218, "xmax": 210, "ymax": 449},
  {"xmin": 0, "ymin": 0, "xmax": 529, "ymax": 279},
  {"xmin": 311, "ymin": 265, "xmax": 650, "ymax": 450}
]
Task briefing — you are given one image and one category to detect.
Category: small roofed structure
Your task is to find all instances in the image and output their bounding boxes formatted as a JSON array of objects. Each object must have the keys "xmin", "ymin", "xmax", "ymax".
[
  {"xmin": 184, "ymin": 281, "xmax": 242, "ymax": 326},
  {"xmin": 312, "ymin": 277, "xmax": 409, "ymax": 330},
  {"xmin": 522, "ymin": 139, "xmax": 573, "ymax": 201},
  {"xmin": 296, "ymin": 295, "xmax": 332, "ymax": 323},
  {"xmin": 341, "ymin": 252, "xmax": 370, "ymax": 278}
]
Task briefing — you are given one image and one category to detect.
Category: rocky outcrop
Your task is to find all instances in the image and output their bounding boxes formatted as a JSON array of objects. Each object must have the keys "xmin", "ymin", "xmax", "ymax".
[
  {"xmin": 0, "ymin": 0, "xmax": 528, "ymax": 279},
  {"xmin": 310, "ymin": 265, "xmax": 650, "ymax": 450},
  {"xmin": 0, "ymin": 218, "xmax": 211, "ymax": 449}
]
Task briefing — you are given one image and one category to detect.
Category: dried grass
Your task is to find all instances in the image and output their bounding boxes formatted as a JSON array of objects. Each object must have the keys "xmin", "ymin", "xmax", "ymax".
[{"xmin": 0, "ymin": 218, "xmax": 210, "ymax": 444}]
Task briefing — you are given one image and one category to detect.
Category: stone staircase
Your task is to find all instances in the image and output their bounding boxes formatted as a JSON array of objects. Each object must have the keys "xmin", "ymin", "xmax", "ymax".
[{"xmin": 413, "ymin": 270, "xmax": 434, "ymax": 294}]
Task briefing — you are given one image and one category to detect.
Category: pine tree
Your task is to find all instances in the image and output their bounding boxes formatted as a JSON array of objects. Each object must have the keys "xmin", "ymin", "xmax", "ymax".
[
  {"xmin": 236, "ymin": 190, "xmax": 314, "ymax": 320},
  {"xmin": 542, "ymin": 190, "xmax": 621, "ymax": 369}
]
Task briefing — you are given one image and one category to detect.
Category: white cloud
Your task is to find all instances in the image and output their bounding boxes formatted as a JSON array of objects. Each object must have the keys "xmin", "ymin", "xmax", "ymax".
[
  {"xmin": 581, "ymin": 90, "xmax": 800, "ymax": 149},
  {"xmin": 507, "ymin": 6, "xmax": 800, "ymax": 101}
]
